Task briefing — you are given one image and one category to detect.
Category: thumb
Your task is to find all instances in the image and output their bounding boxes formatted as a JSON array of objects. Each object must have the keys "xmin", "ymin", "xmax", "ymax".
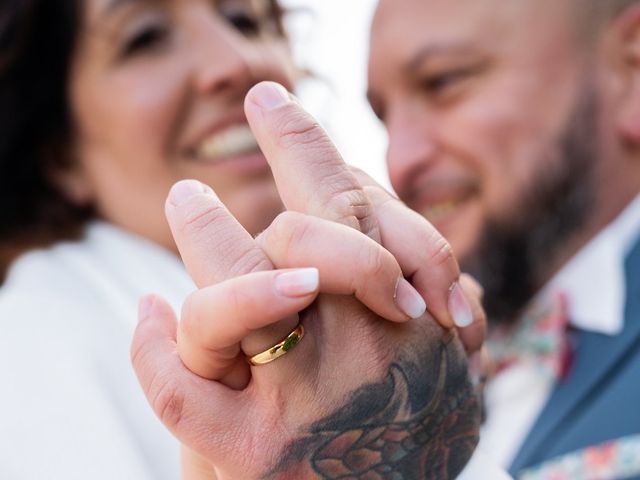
[{"xmin": 131, "ymin": 294, "xmax": 248, "ymax": 464}]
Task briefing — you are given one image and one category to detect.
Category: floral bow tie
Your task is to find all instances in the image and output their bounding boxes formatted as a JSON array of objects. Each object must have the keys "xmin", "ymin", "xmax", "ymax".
[{"xmin": 486, "ymin": 291, "xmax": 574, "ymax": 382}]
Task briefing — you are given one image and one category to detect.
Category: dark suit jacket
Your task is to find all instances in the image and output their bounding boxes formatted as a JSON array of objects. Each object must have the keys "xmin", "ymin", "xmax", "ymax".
[{"xmin": 509, "ymin": 238, "xmax": 640, "ymax": 478}]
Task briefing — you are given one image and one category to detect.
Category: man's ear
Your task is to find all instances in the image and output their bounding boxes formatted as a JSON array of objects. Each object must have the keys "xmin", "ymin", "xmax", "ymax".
[{"xmin": 608, "ymin": 4, "xmax": 640, "ymax": 144}]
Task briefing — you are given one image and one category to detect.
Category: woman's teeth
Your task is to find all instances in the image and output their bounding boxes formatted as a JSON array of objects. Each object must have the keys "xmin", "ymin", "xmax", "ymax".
[{"xmin": 196, "ymin": 125, "xmax": 259, "ymax": 161}]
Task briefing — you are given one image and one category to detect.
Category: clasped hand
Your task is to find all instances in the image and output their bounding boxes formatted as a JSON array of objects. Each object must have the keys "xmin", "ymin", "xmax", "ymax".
[{"xmin": 131, "ymin": 82, "xmax": 486, "ymax": 480}]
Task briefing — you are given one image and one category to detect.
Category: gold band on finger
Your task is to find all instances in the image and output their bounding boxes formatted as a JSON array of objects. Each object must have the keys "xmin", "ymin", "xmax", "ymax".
[{"xmin": 247, "ymin": 324, "xmax": 305, "ymax": 366}]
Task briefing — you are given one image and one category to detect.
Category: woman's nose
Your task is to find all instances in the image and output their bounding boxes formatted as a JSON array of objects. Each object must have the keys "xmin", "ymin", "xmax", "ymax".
[
  {"xmin": 191, "ymin": 21, "xmax": 259, "ymax": 96},
  {"xmin": 189, "ymin": 9, "xmax": 292, "ymax": 99}
]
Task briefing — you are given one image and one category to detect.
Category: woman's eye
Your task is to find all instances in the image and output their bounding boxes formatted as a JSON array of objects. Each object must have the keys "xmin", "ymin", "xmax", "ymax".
[
  {"xmin": 226, "ymin": 12, "xmax": 261, "ymax": 36},
  {"xmin": 121, "ymin": 25, "xmax": 169, "ymax": 57}
]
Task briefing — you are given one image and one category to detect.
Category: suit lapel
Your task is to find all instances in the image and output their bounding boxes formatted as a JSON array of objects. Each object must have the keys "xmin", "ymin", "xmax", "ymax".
[{"xmin": 509, "ymin": 238, "xmax": 640, "ymax": 474}]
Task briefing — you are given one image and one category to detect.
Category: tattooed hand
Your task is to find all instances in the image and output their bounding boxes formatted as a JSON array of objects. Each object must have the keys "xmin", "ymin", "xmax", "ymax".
[
  {"xmin": 271, "ymin": 327, "xmax": 479, "ymax": 479},
  {"xmin": 131, "ymin": 82, "xmax": 483, "ymax": 479}
]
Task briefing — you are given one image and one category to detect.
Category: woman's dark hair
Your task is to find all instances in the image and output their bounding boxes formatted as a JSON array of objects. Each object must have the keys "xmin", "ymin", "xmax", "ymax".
[
  {"xmin": 0, "ymin": 0, "xmax": 286, "ymax": 281},
  {"xmin": 0, "ymin": 0, "xmax": 87, "ymax": 280}
]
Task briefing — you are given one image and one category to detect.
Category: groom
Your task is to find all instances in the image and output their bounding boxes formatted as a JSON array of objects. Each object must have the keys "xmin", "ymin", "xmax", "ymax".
[{"xmin": 368, "ymin": 0, "xmax": 640, "ymax": 476}]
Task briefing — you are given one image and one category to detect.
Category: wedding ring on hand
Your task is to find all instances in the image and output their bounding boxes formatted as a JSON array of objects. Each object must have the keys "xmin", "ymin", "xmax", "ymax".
[{"xmin": 247, "ymin": 324, "xmax": 305, "ymax": 366}]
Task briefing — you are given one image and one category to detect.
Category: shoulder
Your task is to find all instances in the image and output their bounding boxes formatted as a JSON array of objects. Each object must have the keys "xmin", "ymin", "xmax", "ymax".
[
  {"xmin": 0, "ymin": 238, "xmax": 114, "ymax": 336},
  {"xmin": 0, "ymin": 222, "xmax": 192, "ymax": 335},
  {"xmin": 0, "ymin": 225, "xmax": 182, "ymax": 479}
]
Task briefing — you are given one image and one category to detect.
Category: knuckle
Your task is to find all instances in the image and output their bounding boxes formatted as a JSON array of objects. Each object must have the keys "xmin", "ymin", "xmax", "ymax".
[
  {"xmin": 226, "ymin": 246, "xmax": 272, "ymax": 278},
  {"xmin": 130, "ymin": 332, "xmax": 187, "ymax": 431},
  {"xmin": 269, "ymin": 212, "xmax": 314, "ymax": 259},
  {"xmin": 274, "ymin": 109, "xmax": 330, "ymax": 150},
  {"xmin": 286, "ymin": 221, "xmax": 316, "ymax": 256},
  {"xmin": 149, "ymin": 372, "xmax": 185, "ymax": 430},
  {"xmin": 329, "ymin": 188, "xmax": 373, "ymax": 227},
  {"xmin": 181, "ymin": 202, "xmax": 228, "ymax": 237},
  {"xmin": 268, "ymin": 211, "xmax": 301, "ymax": 241},
  {"xmin": 426, "ymin": 235, "xmax": 457, "ymax": 270}
]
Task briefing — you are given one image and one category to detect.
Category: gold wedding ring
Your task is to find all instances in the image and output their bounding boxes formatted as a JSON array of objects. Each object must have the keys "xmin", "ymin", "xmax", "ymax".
[{"xmin": 247, "ymin": 324, "xmax": 305, "ymax": 366}]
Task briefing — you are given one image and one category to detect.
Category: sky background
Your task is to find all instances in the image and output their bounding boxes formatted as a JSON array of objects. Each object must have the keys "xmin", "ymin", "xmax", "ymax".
[{"xmin": 280, "ymin": 0, "xmax": 391, "ymax": 188}]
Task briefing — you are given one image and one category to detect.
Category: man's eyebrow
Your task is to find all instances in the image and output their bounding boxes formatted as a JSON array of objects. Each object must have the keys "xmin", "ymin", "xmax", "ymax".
[{"xmin": 405, "ymin": 42, "xmax": 477, "ymax": 74}]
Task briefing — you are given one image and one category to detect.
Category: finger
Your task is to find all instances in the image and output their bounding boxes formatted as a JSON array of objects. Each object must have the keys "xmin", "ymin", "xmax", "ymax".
[
  {"xmin": 165, "ymin": 180, "xmax": 273, "ymax": 287},
  {"xmin": 257, "ymin": 212, "xmax": 427, "ymax": 323},
  {"xmin": 351, "ymin": 168, "xmax": 468, "ymax": 330},
  {"xmin": 456, "ymin": 274, "xmax": 487, "ymax": 354},
  {"xmin": 179, "ymin": 269, "xmax": 320, "ymax": 382},
  {"xmin": 165, "ymin": 180, "xmax": 298, "ymax": 359},
  {"xmin": 244, "ymin": 82, "xmax": 380, "ymax": 240},
  {"xmin": 131, "ymin": 295, "xmax": 248, "ymax": 464}
]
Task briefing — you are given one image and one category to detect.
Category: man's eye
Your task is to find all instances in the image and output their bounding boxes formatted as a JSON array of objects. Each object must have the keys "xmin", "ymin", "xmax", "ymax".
[
  {"xmin": 121, "ymin": 25, "xmax": 169, "ymax": 57},
  {"xmin": 226, "ymin": 12, "xmax": 261, "ymax": 36},
  {"xmin": 424, "ymin": 69, "xmax": 473, "ymax": 94}
]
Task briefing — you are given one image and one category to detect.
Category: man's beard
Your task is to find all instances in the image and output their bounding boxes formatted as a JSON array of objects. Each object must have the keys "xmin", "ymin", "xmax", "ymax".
[{"xmin": 462, "ymin": 87, "xmax": 599, "ymax": 325}]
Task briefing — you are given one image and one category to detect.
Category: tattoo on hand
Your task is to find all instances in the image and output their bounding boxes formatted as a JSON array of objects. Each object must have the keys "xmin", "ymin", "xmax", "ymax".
[{"xmin": 270, "ymin": 332, "xmax": 481, "ymax": 479}]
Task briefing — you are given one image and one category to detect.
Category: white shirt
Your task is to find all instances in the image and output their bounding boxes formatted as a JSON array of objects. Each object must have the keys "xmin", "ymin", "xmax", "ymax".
[
  {"xmin": 479, "ymin": 194, "xmax": 640, "ymax": 469},
  {"xmin": 0, "ymin": 223, "xmax": 194, "ymax": 480}
]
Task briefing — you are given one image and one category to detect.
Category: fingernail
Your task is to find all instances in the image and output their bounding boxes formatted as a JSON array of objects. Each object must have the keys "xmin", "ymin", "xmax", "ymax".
[
  {"xmin": 169, "ymin": 180, "xmax": 210, "ymax": 207},
  {"xmin": 275, "ymin": 268, "xmax": 319, "ymax": 297},
  {"xmin": 251, "ymin": 82, "xmax": 290, "ymax": 110},
  {"xmin": 395, "ymin": 278, "xmax": 427, "ymax": 319},
  {"xmin": 449, "ymin": 282, "xmax": 473, "ymax": 328},
  {"xmin": 138, "ymin": 295, "xmax": 155, "ymax": 322}
]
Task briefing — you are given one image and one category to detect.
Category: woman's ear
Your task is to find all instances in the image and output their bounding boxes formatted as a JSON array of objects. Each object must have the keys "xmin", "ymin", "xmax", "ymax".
[
  {"xmin": 47, "ymin": 146, "xmax": 94, "ymax": 206},
  {"xmin": 51, "ymin": 167, "xmax": 93, "ymax": 205},
  {"xmin": 609, "ymin": 4, "xmax": 640, "ymax": 145}
]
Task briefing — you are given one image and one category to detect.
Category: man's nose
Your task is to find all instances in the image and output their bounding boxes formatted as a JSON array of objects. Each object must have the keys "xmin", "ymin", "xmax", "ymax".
[{"xmin": 386, "ymin": 109, "xmax": 440, "ymax": 196}]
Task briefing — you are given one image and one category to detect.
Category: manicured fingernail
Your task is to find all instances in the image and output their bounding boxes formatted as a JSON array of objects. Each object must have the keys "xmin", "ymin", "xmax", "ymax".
[
  {"xmin": 275, "ymin": 268, "xmax": 319, "ymax": 297},
  {"xmin": 168, "ymin": 180, "xmax": 211, "ymax": 207},
  {"xmin": 449, "ymin": 282, "xmax": 473, "ymax": 328},
  {"xmin": 251, "ymin": 82, "xmax": 290, "ymax": 110},
  {"xmin": 395, "ymin": 278, "xmax": 427, "ymax": 319},
  {"xmin": 138, "ymin": 295, "xmax": 155, "ymax": 322}
]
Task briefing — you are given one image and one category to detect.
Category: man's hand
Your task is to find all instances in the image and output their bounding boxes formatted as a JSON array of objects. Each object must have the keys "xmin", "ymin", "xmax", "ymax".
[{"xmin": 131, "ymin": 82, "xmax": 483, "ymax": 479}]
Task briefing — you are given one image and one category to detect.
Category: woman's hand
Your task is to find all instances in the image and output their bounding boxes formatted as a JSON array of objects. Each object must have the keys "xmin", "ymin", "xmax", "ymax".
[{"xmin": 132, "ymin": 82, "xmax": 486, "ymax": 479}]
